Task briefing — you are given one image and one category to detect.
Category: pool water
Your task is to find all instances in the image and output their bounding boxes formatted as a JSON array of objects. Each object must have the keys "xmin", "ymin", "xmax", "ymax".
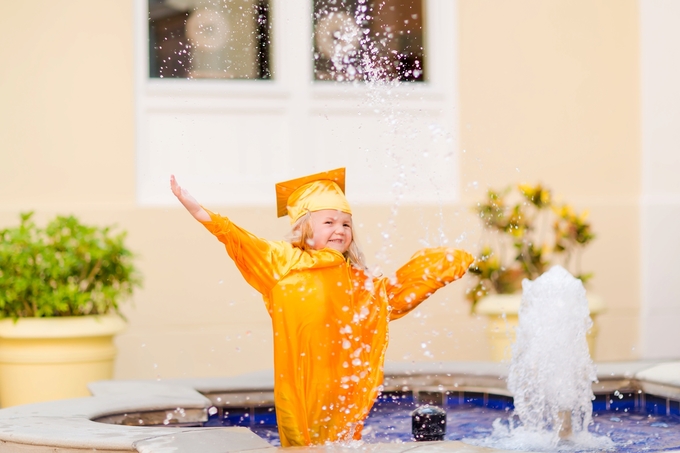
[
  {"xmin": 232, "ymin": 401, "xmax": 680, "ymax": 452},
  {"xmin": 363, "ymin": 402, "xmax": 680, "ymax": 452}
]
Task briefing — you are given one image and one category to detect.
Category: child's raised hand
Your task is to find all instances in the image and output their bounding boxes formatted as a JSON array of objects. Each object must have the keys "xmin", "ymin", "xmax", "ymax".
[
  {"xmin": 169, "ymin": 174, "xmax": 210, "ymax": 222},
  {"xmin": 170, "ymin": 174, "xmax": 183, "ymax": 198}
]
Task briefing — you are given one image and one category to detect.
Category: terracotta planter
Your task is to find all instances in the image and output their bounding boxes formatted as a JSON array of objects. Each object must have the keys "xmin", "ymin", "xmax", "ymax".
[
  {"xmin": 0, "ymin": 315, "xmax": 126, "ymax": 407},
  {"xmin": 475, "ymin": 294, "xmax": 605, "ymax": 362}
]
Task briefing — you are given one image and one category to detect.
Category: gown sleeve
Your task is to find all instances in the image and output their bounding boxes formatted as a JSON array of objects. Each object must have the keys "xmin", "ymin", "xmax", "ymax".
[
  {"xmin": 384, "ymin": 248, "xmax": 474, "ymax": 321},
  {"xmin": 199, "ymin": 208, "xmax": 289, "ymax": 299}
]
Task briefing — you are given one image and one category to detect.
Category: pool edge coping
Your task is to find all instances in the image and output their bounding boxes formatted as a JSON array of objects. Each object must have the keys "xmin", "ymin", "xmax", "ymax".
[{"xmin": 0, "ymin": 360, "xmax": 678, "ymax": 453}]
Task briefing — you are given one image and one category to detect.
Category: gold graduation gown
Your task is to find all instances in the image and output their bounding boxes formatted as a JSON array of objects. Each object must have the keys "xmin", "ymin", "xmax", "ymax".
[{"xmin": 201, "ymin": 210, "xmax": 473, "ymax": 447}]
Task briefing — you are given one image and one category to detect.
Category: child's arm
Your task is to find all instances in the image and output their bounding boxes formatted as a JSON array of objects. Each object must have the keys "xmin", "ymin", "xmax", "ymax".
[
  {"xmin": 170, "ymin": 175, "xmax": 288, "ymax": 301},
  {"xmin": 201, "ymin": 208, "xmax": 301, "ymax": 305},
  {"xmin": 384, "ymin": 248, "xmax": 474, "ymax": 320},
  {"xmin": 170, "ymin": 175, "xmax": 210, "ymax": 222}
]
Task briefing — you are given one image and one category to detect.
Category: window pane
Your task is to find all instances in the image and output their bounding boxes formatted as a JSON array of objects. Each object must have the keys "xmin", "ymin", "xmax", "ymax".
[
  {"xmin": 313, "ymin": 0, "xmax": 425, "ymax": 82},
  {"xmin": 148, "ymin": 0, "xmax": 271, "ymax": 79}
]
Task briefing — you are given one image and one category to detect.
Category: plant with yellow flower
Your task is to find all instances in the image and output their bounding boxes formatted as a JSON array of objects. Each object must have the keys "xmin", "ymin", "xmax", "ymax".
[{"xmin": 466, "ymin": 183, "xmax": 595, "ymax": 311}]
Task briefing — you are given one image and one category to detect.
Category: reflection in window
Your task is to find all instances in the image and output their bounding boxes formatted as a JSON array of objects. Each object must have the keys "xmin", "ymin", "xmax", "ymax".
[
  {"xmin": 313, "ymin": 0, "xmax": 424, "ymax": 82},
  {"xmin": 148, "ymin": 0, "xmax": 271, "ymax": 79}
]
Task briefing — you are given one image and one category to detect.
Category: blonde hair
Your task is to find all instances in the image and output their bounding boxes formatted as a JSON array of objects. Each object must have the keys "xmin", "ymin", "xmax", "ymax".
[{"xmin": 286, "ymin": 211, "xmax": 367, "ymax": 270}]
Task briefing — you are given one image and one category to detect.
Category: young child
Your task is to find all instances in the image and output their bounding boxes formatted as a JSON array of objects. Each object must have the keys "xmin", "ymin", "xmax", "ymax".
[{"xmin": 170, "ymin": 168, "xmax": 473, "ymax": 447}]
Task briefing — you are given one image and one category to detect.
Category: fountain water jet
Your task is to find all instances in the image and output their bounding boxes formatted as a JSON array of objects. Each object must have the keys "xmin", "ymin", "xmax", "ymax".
[{"xmin": 468, "ymin": 266, "xmax": 615, "ymax": 452}]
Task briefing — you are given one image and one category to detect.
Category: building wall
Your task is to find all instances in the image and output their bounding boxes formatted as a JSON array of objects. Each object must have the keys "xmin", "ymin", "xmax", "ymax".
[
  {"xmin": 0, "ymin": 0, "xmax": 657, "ymax": 384},
  {"xmin": 458, "ymin": 0, "xmax": 641, "ymax": 361},
  {"xmin": 0, "ymin": 1, "xmax": 136, "ymax": 209}
]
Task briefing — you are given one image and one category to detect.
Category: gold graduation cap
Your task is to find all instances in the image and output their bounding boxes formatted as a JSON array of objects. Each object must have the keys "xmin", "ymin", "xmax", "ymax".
[{"xmin": 275, "ymin": 168, "xmax": 351, "ymax": 223}]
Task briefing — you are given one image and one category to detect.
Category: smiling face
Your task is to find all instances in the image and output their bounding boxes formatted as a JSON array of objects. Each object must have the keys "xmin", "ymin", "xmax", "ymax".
[{"xmin": 309, "ymin": 209, "xmax": 353, "ymax": 254}]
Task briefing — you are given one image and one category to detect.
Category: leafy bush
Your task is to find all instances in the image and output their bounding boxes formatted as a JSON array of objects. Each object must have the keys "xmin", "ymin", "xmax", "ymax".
[
  {"xmin": 0, "ymin": 212, "xmax": 141, "ymax": 318},
  {"xmin": 466, "ymin": 183, "xmax": 595, "ymax": 311}
]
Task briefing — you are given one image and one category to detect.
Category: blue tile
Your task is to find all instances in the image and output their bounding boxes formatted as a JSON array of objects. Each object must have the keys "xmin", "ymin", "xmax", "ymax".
[
  {"xmin": 223, "ymin": 408, "xmax": 251, "ymax": 426},
  {"xmin": 592, "ymin": 394, "xmax": 608, "ymax": 411},
  {"xmin": 610, "ymin": 393, "xmax": 636, "ymax": 412},
  {"xmin": 254, "ymin": 406, "xmax": 277, "ymax": 426},
  {"xmin": 446, "ymin": 391, "xmax": 462, "ymax": 406},
  {"xmin": 463, "ymin": 391, "xmax": 485, "ymax": 407},
  {"xmin": 645, "ymin": 395, "xmax": 668, "ymax": 415},
  {"xmin": 669, "ymin": 400, "xmax": 680, "ymax": 416},
  {"xmin": 487, "ymin": 395, "xmax": 514, "ymax": 410}
]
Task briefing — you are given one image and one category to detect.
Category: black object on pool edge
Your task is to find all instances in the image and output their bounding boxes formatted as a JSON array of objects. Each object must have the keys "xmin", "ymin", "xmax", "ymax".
[{"xmin": 411, "ymin": 405, "xmax": 446, "ymax": 441}]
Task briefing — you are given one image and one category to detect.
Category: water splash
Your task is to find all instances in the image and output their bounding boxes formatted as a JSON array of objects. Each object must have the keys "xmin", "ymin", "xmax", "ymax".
[
  {"xmin": 308, "ymin": 1, "xmax": 461, "ymax": 268},
  {"xmin": 467, "ymin": 266, "xmax": 614, "ymax": 451}
]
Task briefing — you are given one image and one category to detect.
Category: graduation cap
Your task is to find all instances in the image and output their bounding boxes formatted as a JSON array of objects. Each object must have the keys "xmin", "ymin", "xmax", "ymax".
[{"xmin": 275, "ymin": 168, "xmax": 351, "ymax": 223}]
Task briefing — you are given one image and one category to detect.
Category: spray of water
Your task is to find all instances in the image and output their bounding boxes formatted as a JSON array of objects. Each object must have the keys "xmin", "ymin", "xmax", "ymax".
[
  {"xmin": 313, "ymin": 1, "xmax": 457, "ymax": 269},
  {"xmin": 344, "ymin": 2, "xmax": 414, "ymax": 267},
  {"xmin": 467, "ymin": 266, "xmax": 614, "ymax": 452}
]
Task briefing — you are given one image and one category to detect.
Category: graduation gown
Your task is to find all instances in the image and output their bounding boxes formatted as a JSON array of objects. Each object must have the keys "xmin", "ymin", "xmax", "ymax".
[{"xmin": 201, "ymin": 209, "xmax": 473, "ymax": 446}]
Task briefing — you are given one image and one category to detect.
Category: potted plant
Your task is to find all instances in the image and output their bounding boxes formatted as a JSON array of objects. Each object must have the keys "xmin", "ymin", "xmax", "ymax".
[
  {"xmin": 467, "ymin": 184, "xmax": 603, "ymax": 361},
  {"xmin": 0, "ymin": 212, "xmax": 141, "ymax": 407}
]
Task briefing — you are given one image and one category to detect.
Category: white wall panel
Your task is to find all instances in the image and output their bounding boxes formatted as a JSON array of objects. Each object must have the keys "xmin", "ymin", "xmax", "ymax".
[
  {"xmin": 640, "ymin": 0, "xmax": 680, "ymax": 358},
  {"xmin": 139, "ymin": 111, "xmax": 288, "ymax": 205},
  {"xmin": 309, "ymin": 105, "xmax": 456, "ymax": 204}
]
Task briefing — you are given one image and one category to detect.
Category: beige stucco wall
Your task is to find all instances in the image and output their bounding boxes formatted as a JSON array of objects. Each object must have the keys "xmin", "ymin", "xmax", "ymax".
[
  {"xmin": 0, "ymin": 1, "xmax": 136, "ymax": 208},
  {"xmin": 458, "ymin": 0, "xmax": 641, "ymax": 361},
  {"xmin": 0, "ymin": 0, "xmax": 642, "ymax": 383}
]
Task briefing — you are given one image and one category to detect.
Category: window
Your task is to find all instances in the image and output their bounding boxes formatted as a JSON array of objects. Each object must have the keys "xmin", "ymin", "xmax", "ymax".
[
  {"xmin": 148, "ymin": 0, "xmax": 271, "ymax": 79},
  {"xmin": 312, "ymin": 0, "xmax": 425, "ymax": 82},
  {"xmin": 137, "ymin": 1, "xmax": 458, "ymax": 207}
]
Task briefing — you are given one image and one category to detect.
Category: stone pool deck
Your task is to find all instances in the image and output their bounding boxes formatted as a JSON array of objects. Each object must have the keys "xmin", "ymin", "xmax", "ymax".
[{"xmin": 0, "ymin": 360, "xmax": 678, "ymax": 452}]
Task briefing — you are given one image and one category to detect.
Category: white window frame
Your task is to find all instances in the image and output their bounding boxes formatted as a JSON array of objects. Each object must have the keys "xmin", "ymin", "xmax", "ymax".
[{"xmin": 134, "ymin": 0, "xmax": 460, "ymax": 207}]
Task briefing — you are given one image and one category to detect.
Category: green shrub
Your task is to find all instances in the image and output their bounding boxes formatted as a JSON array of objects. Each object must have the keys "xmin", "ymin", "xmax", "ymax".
[{"xmin": 0, "ymin": 212, "xmax": 142, "ymax": 318}]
